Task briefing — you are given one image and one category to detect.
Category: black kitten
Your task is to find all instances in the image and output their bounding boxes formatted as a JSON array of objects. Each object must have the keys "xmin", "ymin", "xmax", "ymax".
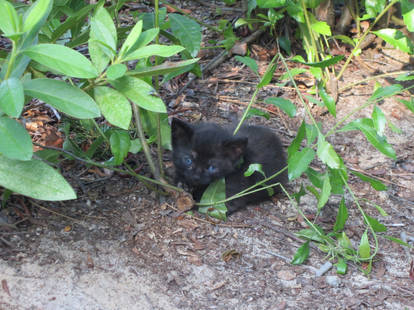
[{"xmin": 171, "ymin": 118, "xmax": 287, "ymax": 214}]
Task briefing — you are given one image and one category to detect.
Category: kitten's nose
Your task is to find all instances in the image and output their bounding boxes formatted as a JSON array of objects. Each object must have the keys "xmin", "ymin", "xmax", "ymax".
[{"xmin": 192, "ymin": 175, "xmax": 200, "ymax": 182}]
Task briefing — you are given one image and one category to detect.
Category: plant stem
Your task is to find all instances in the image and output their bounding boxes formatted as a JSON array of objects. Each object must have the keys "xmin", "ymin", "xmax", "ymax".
[
  {"xmin": 339, "ymin": 70, "xmax": 411, "ymax": 92},
  {"xmin": 341, "ymin": 174, "xmax": 379, "ymax": 261},
  {"xmin": 159, "ymin": 0, "xmax": 220, "ymax": 33},
  {"xmin": 154, "ymin": 0, "xmax": 165, "ymax": 178},
  {"xmin": 33, "ymin": 143, "xmax": 182, "ymax": 192},
  {"xmin": 233, "ymin": 87, "xmax": 260, "ymax": 135},
  {"xmin": 4, "ymin": 40, "xmax": 17, "ymax": 79},
  {"xmin": 196, "ymin": 166, "xmax": 288, "ymax": 206},
  {"xmin": 233, "ymin": 54, "xmax": 279, "ymax": 135},
  {"xmin": 300, "ymin": 0, "xmax": 320, "ymax": 62},
  {"xmin": 92, "ymin": 119, "xmax": 110, "ymax": 144},
  {"xmin": 336, "ymin": 0, "xmax": 399, "ymax": 80},
  {"xmin": 132, "ymin": 102, "xmax": 160, "ymax": 180}
]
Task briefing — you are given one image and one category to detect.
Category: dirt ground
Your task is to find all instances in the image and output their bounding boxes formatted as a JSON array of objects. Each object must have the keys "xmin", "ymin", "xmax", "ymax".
[{"xmin": 1, "ymin": 3, "xmax": 414, "ymax": 310}]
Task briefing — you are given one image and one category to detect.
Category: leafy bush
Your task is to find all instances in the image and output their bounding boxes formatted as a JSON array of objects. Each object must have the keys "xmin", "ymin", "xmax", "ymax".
[{"xmin": 0, "ymin": 0, "xmax": 200, "ymax": 200}]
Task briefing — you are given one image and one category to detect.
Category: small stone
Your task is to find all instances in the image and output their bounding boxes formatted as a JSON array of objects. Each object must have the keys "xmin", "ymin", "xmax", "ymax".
[
  {"xmin": 277, "ymin": 269, "xmax": 296, "ymax": 281},
  {"xmin": 326, "ymin": 275, "xmax": 340, "ymax": 287}
]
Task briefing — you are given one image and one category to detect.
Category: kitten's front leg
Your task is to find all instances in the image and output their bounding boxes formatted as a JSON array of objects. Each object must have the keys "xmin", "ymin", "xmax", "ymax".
[
  {"xmin": 225, "ymin": 197, "xmax": 249, "ymax": 215},
  {"xmin": 192, "ymin": 185, "xmax": 208, "ymax": 201}
]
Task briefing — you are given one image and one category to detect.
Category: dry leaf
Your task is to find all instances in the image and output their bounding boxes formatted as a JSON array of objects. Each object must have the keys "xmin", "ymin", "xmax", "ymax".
[
  {"xmin": 87, "ymin": 255, "xmax": 94, "ymax": 269},
  {"xmin": 187, "ymin": 254, "xmax": 202, "ymax": 266},
  {"xmin": 222, "ymin": 249, "xmax": 241, "ymax": 262},
  {"xmin": 2, "ymin": 279, "xmax": 10, "ymax": 296},
  {"xmin": 176, "ymin": 192, "xmax": 194, "ymax": 211}
]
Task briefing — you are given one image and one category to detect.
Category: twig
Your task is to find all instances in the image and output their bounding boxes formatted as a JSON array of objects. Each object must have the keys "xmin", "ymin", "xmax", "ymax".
[
  {"xmin": 30, "ymin": 201, "xmax": 80, "ymax": 222},
  {"xmin": 165, "ymin": 203, "xmax": 252, "ymax": 228},
  {"xmin": 32, "ymin": 143, "xmax": 182, "ymax": 192},
  {"xmin": 177, "ymin": 28, "xmax": 265, "ymax": 95}
]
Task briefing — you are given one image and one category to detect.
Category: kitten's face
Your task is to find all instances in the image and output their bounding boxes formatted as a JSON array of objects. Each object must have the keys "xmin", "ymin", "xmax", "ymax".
[{"xmin": 172, "ymin": 118, "xmax": 247, "ymax": 187}]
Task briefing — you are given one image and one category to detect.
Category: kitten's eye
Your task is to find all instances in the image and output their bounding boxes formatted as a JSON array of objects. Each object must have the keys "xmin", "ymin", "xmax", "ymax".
[
  {"xmin": 208, "ymin": 165, "xmax": 217, "ymax": 174},
  {"xmin": 183, "ymin": 156, "xmax": 192, "ymax": 167}
]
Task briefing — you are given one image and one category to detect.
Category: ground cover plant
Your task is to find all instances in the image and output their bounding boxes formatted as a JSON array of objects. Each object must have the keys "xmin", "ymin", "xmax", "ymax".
[{"xmin": 0, "ymin": 0, "xmax": 413, "ymax": 279}]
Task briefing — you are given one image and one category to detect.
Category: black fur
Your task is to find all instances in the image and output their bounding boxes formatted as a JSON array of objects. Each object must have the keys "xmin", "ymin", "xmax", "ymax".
[{"xmin": 171, "ymin": 118, "xmax": 287, "ymax": 214}]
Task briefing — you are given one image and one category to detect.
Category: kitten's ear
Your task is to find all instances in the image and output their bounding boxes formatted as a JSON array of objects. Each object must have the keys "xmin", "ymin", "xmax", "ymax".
[
  {"xmin": 171, "ymin": 118, "xmax": 193, "ymax": 147},
  {"xmin": 222, "ymin": 137, "xmax": 248, "ymax": 160}
]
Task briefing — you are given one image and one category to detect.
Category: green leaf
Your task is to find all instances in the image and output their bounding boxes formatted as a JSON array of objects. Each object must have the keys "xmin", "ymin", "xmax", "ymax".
[
  {"xmin": 0, "ymin": 117, "xmax": 33, "ymax": 160},
  {"xmin": 317, "ymin": 176, "xmax": 331, "ymax": 211},
  {"xmin": 235, "ymin": 56, "xmax": 259, "ymax": 75},
  {"xmin": 22, "ymin": 0, "xmax": 52, "ymax": 34},
  {"xmin": 311, "ymin": 20, "xmax": 331, "ymax": 35},
  {"xmin": 306, "ymin": 167, "xmax": 324, "ymax": 188},
  {"xmin": 287, "ymin": 120, "xmax": 305, "ymax": 158},
  {"xmin": 328, "ymin": 167, "xmax": 345, "ymax": 194},
  {"xmin": 335, "ymin": 258, "xmax": 347, "ymax": 275},
  {"xmin": 23, "ymin": 44, "xmax": 98, "ymax": 78},
  {"xmin": 130, "ymin": 28, "xmax": 160, "ymax": 51},
  {"xmin": 333, "ymin": 198, "xmax": 348, "ymax": 232},
  {"xmin": 399, "ymin": 98, "xmax": 414, "ymax": 114},
  {"xmin": 107, "ymin": 63, "xmax": 127, "ymax": 80},
  {"xmin": 331, "ymin": 35, "xmax": 356, "ymax": 47},
  {"xmin": 198, "ymin": 178, "xmax": 227, "ymax": 220},
  {"xmin": 370, "ymin": 84, "xmax": 403, "ymax": 101},
  {"xmin": 319, "ymin": 85, "xmax": 336, "ymax": 117},
  {"xmin": 244, "ymin": 163, "xmax": 265, "ymax": 177},
  {"xmin": 305, "ymin": 123, "xmax": 319, "ymax": 146},
  {"xmin": 401, "ymin": 0, "xmax": 414, "ymax": 32},
  {"xmin": 169, "ymin": 13, "xmax": 202, "ymax": 58},
  {"xmin": 292, "ymin": 184, "xmax": 306, "ymax": 203},
  {"xmin": 351, "ymin": 170, "xmax": 387, "ymax": 191},
  {"xmin": 0, "ymin": 155, "xmax": 76, "ymax": 200},
  {"xmin": 265, "ymin": 97, "xmax": 296, "ymax": 117},
  {"xmin": 306, "ymin": 185, "xmax": 320, "ymax": 200},
  {"xmin": 364, "ymin": 0, "xmax": 385, "ymax": 18},
  {"xmin": 317, "ymin": 133, "xmax": 341, "ymax": 169},
  {"xmin": 89, "ymin": 6, "xmax": 117, "ymax": 73},
  {"xmin": 110, "ymin": 76, "xmax": 166, "ymax": 113},
  {"xmin": 395, "ymin": 73, "xmax": 414, "ymax": 81},
  {"xmin": 139, "ymin": 109, "xmax": 171, "ymax": 150},
  {"xmin": 279, "ymin": 68, "xmax": 307, "ymax": 81},
  {"xmin": 296, "ymin": 225, "xmax": 325, "ymax": 243},
  {"xmin": 373, "ymin": 203, "xmax": 388, "ymax": 217},
  {"xmin": 119, "ymin": 20, "xmax": 143, "ymax": 57},
  {"xmin": 291, "ymin": 55, "xmax": 344, "ymax": 68},
  {"xmin": 291, "ymin": 241, "xmax": 309, "ymax": 265},
  {"xmin": 288, "ymin": 147, "xmax": 315, "ymax": 180},
  {"xmin": 50, "ymin": 4, "xmax": 95, "ymax": 42},
  {"xmin": 0, "ymin": 0, "xmax": 20, "ymax": 36},
  {"xmin": 372, "ymin": 29, "xmax": 414, "ymax": 54},
  {"xmin": 358, "ymin": 230, "xmax": 370, "ymax": 259},
  {"xmin": 24, "ymin": 78, "xmax": 100, "ymax": 119},
  {"xmin": 372, "ymin": 106, "xmax": 386, "ymax": 136},
  {"xmin": 286, "ymin": 0, "xmax": 304, "ymax": 23},
  {"xmin": 91, "ymin": 6, "xmax": 117, "ymax": 51},
  {"xmin": 340, "ymin": 118, "xmax": 396, "ymax": 159},
  {"xmin": 364, "ymin": 215, "xmax": 387, "ymax": 233},
  {"xmin": 383, "ymin": 235, "xmax": 412, "ymax": 247},
  {"xmin": 129, "ymin": 138, "xmax": 142, "ymax": 154},
  {"xmin": 246, "ymin": 108, "xmax": 270, "ymax": 120},
  {"xmin": 110, "ymin": 130, "xmax": 131, "ymax": 165},
  {"xmin": 338, "ymin": 231, "xmax": 353, "ymax": 250},
  {"xmin": 258, "ymin": 62, "xmax": 277, "ymax": 88},
  {"xmin": 123, "ymin": 44, "xmax": 185, "ymax": 62},
  {"xmin": 94, "ymin": 86, "xmax": 131, "ymax": 130},
  {"xmin": 128, "ymin": 58, "xmax": 199, "ymax": 78},
  {"xmin": 0, "ymin": 78, "xmax": 24, "ymax": 117},
  {"xmin": 257, "ymin": 0, "xmax": 286, "ymax": 8}
]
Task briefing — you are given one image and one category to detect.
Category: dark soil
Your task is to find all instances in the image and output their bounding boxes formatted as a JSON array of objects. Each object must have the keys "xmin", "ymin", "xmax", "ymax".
[{"xmin": 1, "ymin": 1, "xmax": 414, "ymax": 309}]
